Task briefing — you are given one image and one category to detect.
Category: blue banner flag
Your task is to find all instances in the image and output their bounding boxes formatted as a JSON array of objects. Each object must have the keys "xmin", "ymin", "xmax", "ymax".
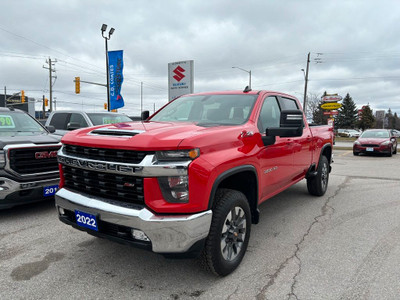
[{"xmin": 108, "ymin": 50, "xmax": 124, "ymax": 110}]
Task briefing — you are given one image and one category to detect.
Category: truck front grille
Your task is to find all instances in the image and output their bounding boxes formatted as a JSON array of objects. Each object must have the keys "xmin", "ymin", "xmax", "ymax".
[
  {"xmin": 62, "ymin": 165, "xmax": 144, "ymax": 205},
  {"xmin": 9, "ymin": 146, "xmax": 61, "ymax": 175},
  {"xmin": 64, "ymin": 144, "xmax": 154, "ymax": 164}
]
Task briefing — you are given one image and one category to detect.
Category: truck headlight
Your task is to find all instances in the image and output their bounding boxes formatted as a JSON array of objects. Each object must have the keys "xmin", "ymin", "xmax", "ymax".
[
  {"xmin": 158, "ymin": 176, "xmax": 189, "ymax": 203},
  {"xmin": 0, "ymin": 150, "xmax": 5, "ymax": 168},
  {"xmin": 155, "ymin": 149, "xmax": 200, "ymax": 161}
]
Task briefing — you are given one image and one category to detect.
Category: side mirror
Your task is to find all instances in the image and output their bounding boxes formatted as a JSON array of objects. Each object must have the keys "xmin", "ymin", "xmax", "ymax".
[
  {"xmin": 46, "ymin": 125, "xmax": 55, "ymax": 133},
  {"xmin": 141, "ymin": 110, "xmax": 150, "ymax": 121},
  {"xmin": 67, "ymin": 122, "xmax": 81, "ymax": 131},
  {"xmin": 262, "ymin": 110, "xmax": 304, "ymax": 146}
]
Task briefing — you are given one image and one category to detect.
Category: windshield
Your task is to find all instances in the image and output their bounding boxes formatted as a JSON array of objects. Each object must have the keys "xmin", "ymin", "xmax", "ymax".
[
  {"xmin": 361, "ymin": 130, "xmax": 389, "ymax": 138},
  {"xmin": 87, "ymin": 113, "xmax": 132, "ymax": 126},
  {"xmin": 150, "ymin": 94, "xmax": 258, "ymax": 126},
  {"xmin": 0, "ymin": 111, "xmax": 46, "ymax": 136}
]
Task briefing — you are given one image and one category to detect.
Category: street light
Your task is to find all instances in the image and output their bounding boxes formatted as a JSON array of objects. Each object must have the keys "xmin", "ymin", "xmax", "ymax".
[
  {"xmin": 232, "ymin": 66, "xmax": 251, "ymax": 89},
  {"xmin": 101, "ymin": 24, "xmax": 115, "ymax": 112}
]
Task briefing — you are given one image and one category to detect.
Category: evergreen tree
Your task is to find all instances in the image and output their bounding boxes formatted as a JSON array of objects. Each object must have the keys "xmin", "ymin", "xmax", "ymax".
[
  {"xmin": 358, "ymin": 105, "xmax": 375, "ymax": 130},
  {"xmin": 312, "ymin": 91, "xmax": 329, "ymax": 125},
  {"xmin": 312, "ymin": 101, "xmax": 329, "ymax": 125},
  {"xmin": 385, "ymin": 108, "xmax": 395, "ymax": 129},
  {"xmin": 336, "ymin": 93, "xmax": 358, "ymax": 129},
  {"xmin": 394, "ymin": 112, "xmax": 400, "ymax": 130}
]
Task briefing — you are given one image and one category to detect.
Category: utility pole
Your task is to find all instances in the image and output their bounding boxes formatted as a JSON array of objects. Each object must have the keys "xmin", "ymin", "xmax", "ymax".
[
  {"xmin": 140, "ymin": 82, "xmax": 143, "ymax": 114},
  {"xmin": 42, "ymin": 95, "xmax": 46, "ymax": 118},
  {"xmin": 43, "ymin": 58, "xmax": 57, "ymax": 112},
  {"xmin": 303, "ymin": 52, "xmax": 310, "ymax": 115}
]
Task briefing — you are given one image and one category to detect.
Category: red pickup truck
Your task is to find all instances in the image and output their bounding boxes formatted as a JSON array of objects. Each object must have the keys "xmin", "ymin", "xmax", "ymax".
[{"xmin": 55, "ymin": 90, "xmax": 333, "ymax": 276}]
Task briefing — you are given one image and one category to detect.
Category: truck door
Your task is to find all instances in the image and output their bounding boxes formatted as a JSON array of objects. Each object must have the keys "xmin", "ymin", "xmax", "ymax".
[
  {"xmin": 278, "ymin": 97, "xmax": 312, "ymax": 178},
  {"xmin": 257, "ymin": 96, "xmax": 294, "ymax": 200}
]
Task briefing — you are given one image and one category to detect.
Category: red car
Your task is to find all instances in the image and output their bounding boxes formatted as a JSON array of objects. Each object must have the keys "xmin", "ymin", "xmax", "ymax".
[{"xmin": 353, "ymin": 129, "xmax": 398, "ymax": 156}]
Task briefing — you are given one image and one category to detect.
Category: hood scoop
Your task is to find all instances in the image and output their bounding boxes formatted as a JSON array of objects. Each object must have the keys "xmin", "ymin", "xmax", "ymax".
[{"xmin": 89, "ymin": 128, "xmax": 145, "ymax": 137}]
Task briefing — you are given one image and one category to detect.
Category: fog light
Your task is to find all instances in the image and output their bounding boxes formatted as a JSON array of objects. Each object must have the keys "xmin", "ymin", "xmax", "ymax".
[
  {"xmin": 58, "ymin": 207, "xmax": 65, "ymax": 215},
  {"xmin": 131, "ymin": 229, "xmax": 150, "ymax": 242},
  {"xmin": 158, "ymin": 176, "xmax": 189, "ymax": 203}
]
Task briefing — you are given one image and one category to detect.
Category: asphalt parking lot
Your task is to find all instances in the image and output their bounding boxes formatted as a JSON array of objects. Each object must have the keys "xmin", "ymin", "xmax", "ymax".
[{"xmin": 1, "ymin": 149, "xmax": 400, "ymax": 299}]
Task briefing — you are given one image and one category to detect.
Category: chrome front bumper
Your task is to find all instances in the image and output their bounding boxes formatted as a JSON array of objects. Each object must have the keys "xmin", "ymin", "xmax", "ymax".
[
  {"xmin": 55, "ymin": 188, "xmax": 212, "ymax": 253},
  {"xmin": 0, "ymin": 176, "xmax": 60, "ymax": 200}
]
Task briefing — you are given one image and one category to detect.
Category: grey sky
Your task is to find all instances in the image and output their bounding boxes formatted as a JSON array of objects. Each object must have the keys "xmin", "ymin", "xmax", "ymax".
[{"xmin": 1, "ymin": 0, "xmax": 399, "ymax": 116}]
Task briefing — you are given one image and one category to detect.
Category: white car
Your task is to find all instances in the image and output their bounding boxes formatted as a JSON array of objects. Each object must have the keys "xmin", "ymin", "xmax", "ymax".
[
  {"xmin": 45, "ymin": 111, "xmax": 132, "ymax": 136},
  {"xmin": 344, "ymin": 129, "xmax": 361, "ymax": 138},
  {"xmin": 391, "ymin": 129, "xmax": 400, "ymax": 138}
]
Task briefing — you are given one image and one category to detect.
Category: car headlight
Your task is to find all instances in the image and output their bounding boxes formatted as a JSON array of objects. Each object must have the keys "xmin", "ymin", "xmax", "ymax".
[
  {"xmin": 155, "ymin": 149, "xmax": 200, "ymax": 161},
  {"xmin": 381, "ymin": 141, "xmax": 390, "ymax": 146},
  {"xmin": 0, "ymin": 150, "xmax": 5, "ymax": 168},
  {"xmin": 353, "ymin": 141, "xmax": 360, "ymax": 145}
]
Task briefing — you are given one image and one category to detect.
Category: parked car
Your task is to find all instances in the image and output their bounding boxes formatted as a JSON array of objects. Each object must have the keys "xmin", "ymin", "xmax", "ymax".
[
  {"xmin": 353, "ymin": 129, "xmax": 397, "ymax": 156},
  {"xmin": 337, "ymin": 129, "xmax": 360, "ymax": 138},
  {"xmin": 344, "ymin": 129, "xmax": 361, "ymax": 138},
  {"xmin": 337, "ymin": 129, "xmax": 350, "ymax": 137},
  {"xmin": 391, "ymin": 129, "xmax": 400, "ymax": 138},
  {"xmin": 45, "ymin": 111, "xmax": 132, "ymax": 136},
  {"xmin": 0, "ymin": 107, "xmax": 61, "ymax": 209}
]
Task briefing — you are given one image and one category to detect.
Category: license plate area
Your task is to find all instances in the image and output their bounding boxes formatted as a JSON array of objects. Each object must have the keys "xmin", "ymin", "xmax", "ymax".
[
  {"xmin": 366, "ymin": 147, "xmax": 374, "ymax": 152},
  {"xmin": 75, "ymin": 210, "xmax": 99, "ymax": 231},
  {"xmin": 43, "ymin": 185, "xmax": 59, "ymax": 197}
]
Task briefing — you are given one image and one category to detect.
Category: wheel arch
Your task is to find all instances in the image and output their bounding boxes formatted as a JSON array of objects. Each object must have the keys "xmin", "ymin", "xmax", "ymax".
[{"xmin": 208, "ymin": 165, "xmax": 259, "ymax": 224}]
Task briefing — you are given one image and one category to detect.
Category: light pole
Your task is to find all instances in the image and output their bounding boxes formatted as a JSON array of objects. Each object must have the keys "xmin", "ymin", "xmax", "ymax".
[
  {"xmin": 101, "ymin": 24, "xmax": 115, "ymax": 112},
  {"xmin": 232, "ymin": 66, "xmax": 251, "ymax": 89}
]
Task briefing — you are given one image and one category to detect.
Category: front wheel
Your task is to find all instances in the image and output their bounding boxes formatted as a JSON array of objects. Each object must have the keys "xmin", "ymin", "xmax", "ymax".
[
  {"xmin": 307, "ymin": 155, "xmax": 330, "ymax": 196},
  {"xmin": 201, "ymin": 188, "xmax": 251, "ymax": 276}
]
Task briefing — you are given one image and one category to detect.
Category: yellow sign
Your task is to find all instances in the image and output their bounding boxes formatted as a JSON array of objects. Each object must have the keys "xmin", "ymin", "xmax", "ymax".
[{"xmin": 321, "ymin": 102, "xmax": 342, "ymax": 110}]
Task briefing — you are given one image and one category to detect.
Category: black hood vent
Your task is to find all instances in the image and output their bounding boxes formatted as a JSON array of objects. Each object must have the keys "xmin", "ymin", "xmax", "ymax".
[{"xmin": 89, "ymin": 128, "xmax": 144, "ymax": 137}]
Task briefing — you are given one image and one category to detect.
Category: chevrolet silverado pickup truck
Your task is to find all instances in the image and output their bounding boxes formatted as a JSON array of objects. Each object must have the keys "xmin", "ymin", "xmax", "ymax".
[
  {"xmin": 55, "ymin": 89, "xmax": 333, "ymax": 276},
  {"xmin": 0, "ymin": 107, "xmax": 61, "ymax": 209}
]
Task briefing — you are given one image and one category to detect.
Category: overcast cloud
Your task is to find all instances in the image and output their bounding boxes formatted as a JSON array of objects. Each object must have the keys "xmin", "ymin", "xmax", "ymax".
[{"xmin": 1, "ymin": 0, "xmax": 400, "ymax": 117}]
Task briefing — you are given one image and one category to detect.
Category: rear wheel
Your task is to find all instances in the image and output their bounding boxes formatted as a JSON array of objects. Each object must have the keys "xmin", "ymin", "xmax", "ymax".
[
  {"xmin": 307, "ymin": 155, "xmax": 329, "ymax": 196},
  {"xmin": 201, "ymin": 188, "xmax": 251, "ymax": 276}
]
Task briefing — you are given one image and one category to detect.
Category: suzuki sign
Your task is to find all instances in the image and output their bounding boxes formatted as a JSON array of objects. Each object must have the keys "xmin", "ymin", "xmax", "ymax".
[{"xmin": 168, "ymin": 60, "xmax": 194, "ymax": 101}]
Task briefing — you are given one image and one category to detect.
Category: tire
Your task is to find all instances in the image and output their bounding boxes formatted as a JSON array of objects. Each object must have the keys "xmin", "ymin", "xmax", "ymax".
[
  {"xmin": 201, "ymin": 188, "xmax": 251, "ymax": 276},
  {"xmin": 307, "ymin": 155, "xmax": 329, "ymax": 196},
  {"xmin": 353, "ymin": 151, "xmax": 359, "ymax": 156},
  {"xmin": 393, "ymin": 146, "xmax": 397, "ymax": 154}
]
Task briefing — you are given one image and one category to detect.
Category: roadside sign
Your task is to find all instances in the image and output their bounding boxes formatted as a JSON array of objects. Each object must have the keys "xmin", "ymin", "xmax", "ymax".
[
  {"xmin": 322, "ymin": 95, "xmax": 342, "ymax": 102},
  {"xmin": 323, "ymin": 111, "xmax": 339, "ymax": 115},
  {"xmin": 321, "ymin": 102, "xmax": 342, "ymax": 110}
]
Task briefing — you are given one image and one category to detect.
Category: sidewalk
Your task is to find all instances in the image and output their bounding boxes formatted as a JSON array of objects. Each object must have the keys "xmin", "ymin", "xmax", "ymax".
[{"xmin": 334, "ymin": 141, "xmax": 353, "ymax": 150}]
